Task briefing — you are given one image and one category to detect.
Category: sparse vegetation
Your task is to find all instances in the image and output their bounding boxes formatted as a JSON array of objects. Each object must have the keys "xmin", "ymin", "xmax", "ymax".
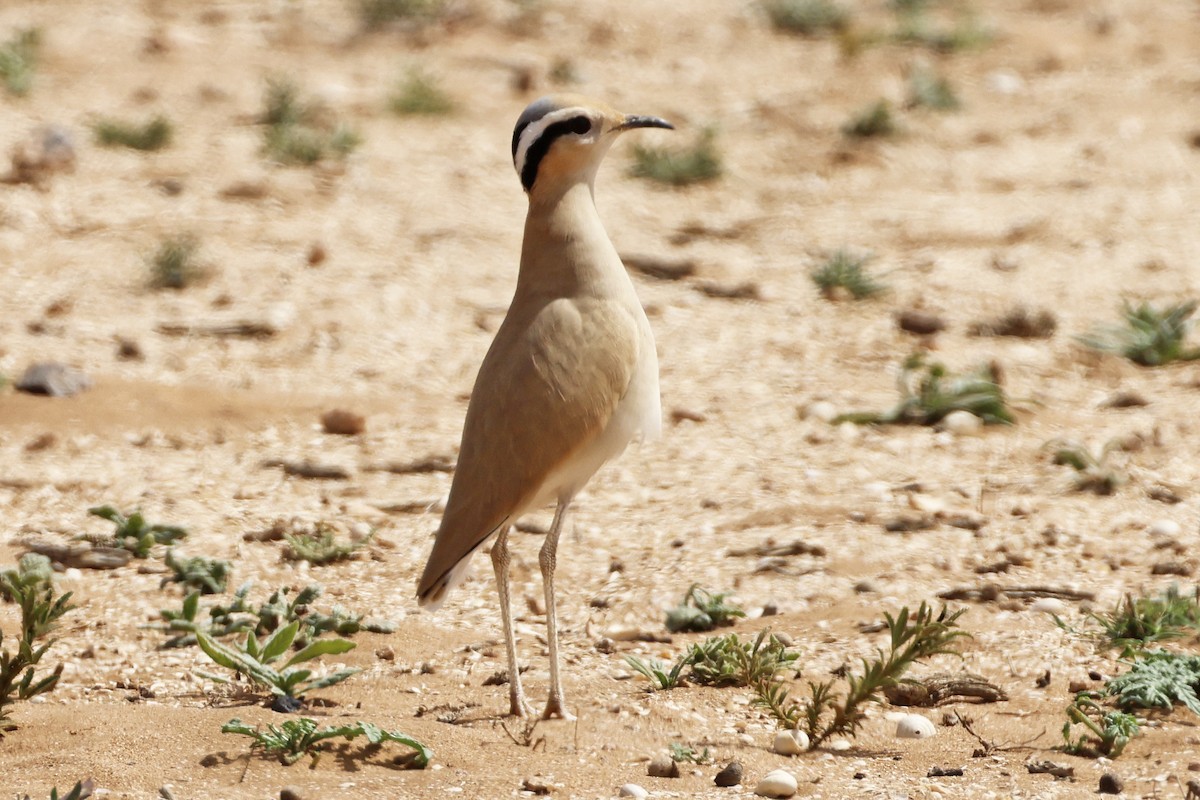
[
  {"xmin": 196, "ymin": 622, "xmax": 358, "ymax": 710},
  {"xmin": 624, "ymin": 652, "xmax": 690, "ymax": 691},
  {"xmin": 1061, "ymin": 692, "xmax": 1139, "ymax": 758},
  {"xmin": 1048, "ymin": 439, "xmax": 1124, "ymax": 495},
  {"xmin": 761, "ymin": 0, "xmax": 848, "ymax": 36},
  {"xmin": 669, "ymin": 742, "xmax": 711, "ymax": 764},
  {"xmin": 1107, "ymin": 651, "xmax": 1200, "ymax": 717},
  {"xmin": 842, "ymin": 99, "xmax": 896, "ymax": 138},
  {"xmin": 0, "ymin": 28, "xmax": 40, "ymax": 96},
  {"xmin": 835, "ymin": 354, "xmax": 1015, "ymax": 426},
  {"xmin": 356, "ymin": 0, "xmax": 445, "ymax": 31},
  {"xmin": 93, "ymin": 114, "xmax": 173, "ymax": 151},
  {"xmin": 88, "ymin": 505, "xmax": 186, "ymax": 558},
  {"xmin": 147, "ymin": 234, "xmax": 206, "ymax": 290},
  {"xmin": 389, "ymin": 69, "xmax": 454, "ymax": 115},
  {"xmin": 1, "ymin": 554, "xmax": 54, "ymax": 599},
  {"xmin": 665, "ymin": 584, "xmax": 745, "ymax": 633},
  {"xmin": 222, "ymin": 717, "xmax": 431, "ymax": 767},
  {"xmin": 810, "ymin": 250, "xmax": 886, "ymax": 300},
  {"xmin": 1083, "ymin": 587, "xmax": 1200, "ymax": 656},
  {"xmin": 1080, "ymin": 300, "xmax": 1200, "ymax": 367},
  {"xmin": 906, "ymin": 66, "xmax": 960, "ymax": 111},
  {"xmin": 1, "ymin": 565, "xmax": 75, "ymax": 732},
  {"xmin": 892, "ymin": 8, "xmax": 991, "ymax": 52},
  {"xmin": 630, "ymin": 128, "xmax": 722, "ymax": 187},
  {"xmin": 753, "ymin": 603, "xmax": 969, "ymax": 749},
  {"xmin": 19, "ymin": 781, "xmax": 94, "ymax": 800},
  {"xmin": 162, "ymin": 549, "xmax": 231, "ymax": 595},
  {"xmin": 284, "ymin": 523, "xmax": 371, "ymax": 565},
  {"xmin": 627, "ymin": 629, "xmax": 798, "ymax": 692},
  {"xmin": 261, "ymin": 79, "xmax": 361, "ymax": 166}
]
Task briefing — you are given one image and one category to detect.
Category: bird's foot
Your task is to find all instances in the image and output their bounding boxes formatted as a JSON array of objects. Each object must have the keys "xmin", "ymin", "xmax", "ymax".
[
  {"xmin": 509, "ymin": 693, "xmax": 536, "ymax": 719},
  {"xmin": 541, "ymin": 695, "xmax": 574, "ymax": 721}
]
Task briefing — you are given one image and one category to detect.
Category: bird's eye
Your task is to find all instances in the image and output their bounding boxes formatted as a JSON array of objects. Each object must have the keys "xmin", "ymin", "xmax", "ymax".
[{"xmin": 567, "ymin": 116, "xmax": 592, "ymax": 135}]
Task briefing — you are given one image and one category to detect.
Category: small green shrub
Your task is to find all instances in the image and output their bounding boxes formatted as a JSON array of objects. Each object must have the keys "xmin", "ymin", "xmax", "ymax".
[
  {"xmin": 1061, "ymin": 692, "xmax": 1139, "ymax": 758},
  {"xmin": 835, "ymin": 354, "xmax": 1015, "ymax": 426},
  {"xmin": 669, "ymin": 742, "xmax": 711, "ymax": 764},
  {"xmin": 93, "ymin": 115, "xmax": 173, "ymax": 151},
  {"xmin": 162, "ymin": 549, "xmax": 231, "ymax": 595},
  {"xmin": 284, "ymin": 523, "xmax": 370, "ymax": 565},
  {"xmin": 147, "ymin": 234, "xmax": 206, "ymax": 290},
  {"xmin": 906, "ymin": 67, "xmax": 960, "ymax": 111},
  {"xmin": 223, "ymin": 717, "xmax": 431, "ymax": 767},
  {"xmin": 665, "ymin": 584, "xmax": 745, "ymax": 633},
  {"xmin": 842, "ymin": 99, "xmax": 896, "ymax": 138},
  {"xmin": 261, "ymin": 79, "xmax": 361, "ymax": 166},
  {"xmin": 630, "ymin": 128, "xmax": 721, "ymax": 187},
  {"xmin": 1084, "ymin": 587, "xmax": 1200, "ymax": 655},
  {"xmin": 1080, "ymin": 300, "xmax": 1200, "ymax": 367},
  {"xmin": 88, "ymin": 505, "xmax": 186, "ymax": 558},
  {"xmin": 1047, "ymin": 439, "xmax": 1124, "ymax": 495},
  {"xmin": 389, "ymin": 69, "xmax": 454, "ymax": 115},
  {"xmin": 1107, "ymin": 651, "xmax": 1200, "ymax": 717},
  {"xmin": 761, "ymin": 0, "xmax": 848, "ymax": 36},
  {"xmin": 0, "ymin": 28, "xmax": 40, "ymax": 96},
  {"xmin": 810, "ymin": 250, "xmax": 886, "ymax": 300},
  {"xmin": 0, "ymin": 568, "xmax": 75, "ymax": 732}
]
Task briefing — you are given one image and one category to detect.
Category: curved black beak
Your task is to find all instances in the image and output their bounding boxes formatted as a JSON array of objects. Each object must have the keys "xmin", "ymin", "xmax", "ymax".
[{"xmin": 615, "ymin": 114, "xmax": 674, "ymax": 132}]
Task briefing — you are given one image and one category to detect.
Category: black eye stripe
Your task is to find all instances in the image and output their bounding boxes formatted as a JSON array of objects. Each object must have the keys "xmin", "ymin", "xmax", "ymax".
[{"xmin": 519, "ymin": 115, "xmax": 594, "ymax": 192}]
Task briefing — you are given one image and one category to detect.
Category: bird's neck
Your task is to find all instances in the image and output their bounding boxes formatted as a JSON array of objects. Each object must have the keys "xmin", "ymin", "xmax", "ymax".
[{"xmin": 517, "ymin": 181, "xmax": 627, "ymax": 299}]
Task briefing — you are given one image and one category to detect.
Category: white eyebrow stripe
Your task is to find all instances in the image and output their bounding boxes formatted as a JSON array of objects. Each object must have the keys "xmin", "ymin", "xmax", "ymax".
[{"xmin": 513, "ymin": 106, "xmax": 590, "ymax": 178}]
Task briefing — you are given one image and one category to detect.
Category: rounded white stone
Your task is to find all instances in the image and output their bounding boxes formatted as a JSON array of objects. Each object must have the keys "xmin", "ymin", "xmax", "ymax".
[
  {"xmin": 1148, "ymin": 519, "xmax": 1181, "ymax": 538},
  {"xmin": 803, "ymin": 400, "xmax": 839, "ymax": 423},
  {"xmin": 895, "ymin": 714, "xmax": 937, "ymax": 739},
  {"xmin": 773, "ymin": 729, "xmax": 809, "ymax": 755},
  {"xmin": 1030, "ymin": 597, "xmax": 1068, "ymax": 616},
  {"xmin": 618, "ymin": 784, "xmax": 648, "ymax": 799},
  {"xmin": 942, "ymin": 409, "xmax": 982, "ymax": 436},
  {"xmin": 755, "ymin": 769, "xmax": 798, "ymax": 798}
]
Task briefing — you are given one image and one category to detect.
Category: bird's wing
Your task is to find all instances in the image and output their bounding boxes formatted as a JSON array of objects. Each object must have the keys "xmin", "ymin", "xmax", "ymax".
[{"xmin": 416, "ymin": 296, "xmax": 640, "ymax": 606}]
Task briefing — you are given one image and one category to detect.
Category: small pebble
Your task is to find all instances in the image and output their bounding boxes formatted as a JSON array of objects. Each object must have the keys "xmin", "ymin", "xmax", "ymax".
[
  {"xmin": 761, "ymin": 601, "xmax": 779, "ymax": 617},
  {"xmin": 755, "ymin": 769, "xmax": 798, "ymax": 798},
  {"xmin": 280, "ymin": 788, "xmax": 305, "ymax": 800},
  {"xmin": 1098, "ymin": 772, "xmax": 1123, "ymax": 794},
  {"xmin": 714, "ymin": 761, "xmax": 743, "ymax": 787},
  {"xmin": 802, "ymin": 400, "xmax": 838, "ymax": 423},
  {"xmin": 1030, "ymin": 598, "xmax": 1068, "ymax": 615},
  {"xmin": 321, "ymin": 408, "xmax": 366, "ymax": 435},
  {"xmin": 853, "ymin": 580, "xmax": 879, "ymax": 594},
  {"xmin": 895, "ymin": 714, "xmax": 937, "ymax": 739},
  {"xmin": 773, "ymin": 729, "xmax": 809, "ymax": 755},
  {"xmin": 1149, "ymin": 519, "xmax": 1182, "ymax": 537},
  {"xmin": 647, "ymin": 754, "xmax": 680, "ymax": 778},
  {"xmin": 16, "ymin": 362, "xmax": 93, "ymax": 397},
  {"xmin": 942, "ymin": 409, "xmax": 982, "ymax": 436},
  {"xmin": 897, "ymin": 309, "xmax": 947, "ymax": 335},
  {"xmin": 618, "ymin": 783, "xmax": 648, "ymax": 798}
]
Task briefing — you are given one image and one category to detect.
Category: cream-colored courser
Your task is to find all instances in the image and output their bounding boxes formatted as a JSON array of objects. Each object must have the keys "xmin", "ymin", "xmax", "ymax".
[{"xmin": 416, "ymin": 95, "xmax": 671, "ymax": 719}]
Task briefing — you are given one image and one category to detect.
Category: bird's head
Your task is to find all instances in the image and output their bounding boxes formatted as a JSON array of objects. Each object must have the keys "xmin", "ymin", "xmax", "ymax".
[{"xmin": 511, "ymin": 94, "xmax": 673, "ymax": 196}]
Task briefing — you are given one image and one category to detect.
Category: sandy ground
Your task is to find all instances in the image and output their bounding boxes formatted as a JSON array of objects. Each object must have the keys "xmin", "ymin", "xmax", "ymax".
[{"xmin": 2, "ymin": 1, "xmax": 1200, "ymax": 798}]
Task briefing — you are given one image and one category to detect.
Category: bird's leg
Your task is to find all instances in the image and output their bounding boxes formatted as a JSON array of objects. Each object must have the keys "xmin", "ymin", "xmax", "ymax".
[
  {"xmin": 540, "ymin": 500, "xmax": 574, "ymax": 720},
  {"xmin": 490, "ymin": 526, "xmax": 531, "ymax": 718}
]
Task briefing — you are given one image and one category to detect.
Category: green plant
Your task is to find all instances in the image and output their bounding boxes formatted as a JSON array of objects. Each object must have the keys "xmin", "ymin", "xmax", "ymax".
[
  {"xmin": 761, "ymin": 0, "xmax": 848, "ymax": 36},
  {"xmin": 842, "ymin": 99, "xmax": 896, "ymax": 138},
  {"xmin": 1, "ymin": 554, "xmax": 54, "ymax": 599},
  {"xmin": 753, "ymin": 603, "xmax": 968, "ymax": 748},
  {"xmin": 906, "ymin": 66, "xmax": 960, "ymax": 111},
  {"xmin": 836, "ymin": 354, "xmax": 1015, "ymax": 426},
  {"xmin": 0, "ymin": 570, "xmax": 75, "ymax": 732},
  {"xmin": 810, "ymin": 250, "xmax": 886, "ymax": 300},
  {"xmin": 147, "ymin": 234, "xmax": 205, "ymax": 290},
  {"xmin": 1084, "ymin": 587, "xmax": 1200, "ymax": 656},
  {"xmin": 892, "ymin": 9, "xmax": 991, "ymax": 52},
  {"xmin": 665, "ymin": 584, "xmax": 746, "ymax": 633},
  {"xmin": 1048, "ymin": 439, "xmax": 1124, "ymax": 495},
  {"xmin": 688, "ymin": 630, "xmax": 798, "ymax": 687},
  {"xmin": 1080, "ymin": 300, "xmax": 1200, "ymax": 367},
  {"xmin": 356, "ymin": 0, "xmax": 445, "ymax": 30},
  {"xmin": 261, "ymin": 79, "xmax": 361, "ymax": 166},
  {"xmin": 389, "ymin": 69, "xmax": 454, "ymax": 115},
  {"xmin": 284, "ymin": 523, "xmax": 370, "ymax": 565},
  {"xmin": 196, "ymin": 622, "xmax": 358, "ymax": 710},
  {"xmin": 19, "ymin": 780, "xmax": 95, "ymax": 800},
  {"xmin": 156, "ymin": 588, "xmax": 257, "ymax": 648},
  {"xmin": 669, "ymin": 742, "xmax": 711, "ymax": 764},
  {"xmin": 0, "ymin": 28, "xmax": 40, "ymax": 96},
  {"xmin": 223, "ymin": 716, "xmax": 431, "ymax": 768},
  {"xmin": 1062, "ymin": 692, "xmax": 1139, "ymax": 758},
  {"xmin": 1106, "ymin": 651, "xmax": 1200, "ymax": 716},
  {"xmin": 625, "ymin": 653, "xmax": 690, "ymax": 691},
  {"xmin": 92, "ymin": 114, "xmax": 173, "ymax": 151},
  {"xmin": 630, "ymin": 128, "xmax": 722, "ymax": 187},
  {"xmin": 88, "ymin": 505, "xmax": 187, "ymax": 558},
  {"xmin": 162, "ymin": 549, "xmax": 231, "ymax": 595}
]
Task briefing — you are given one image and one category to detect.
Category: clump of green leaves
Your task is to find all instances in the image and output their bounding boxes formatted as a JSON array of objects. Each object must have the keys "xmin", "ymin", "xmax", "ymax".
[
  {"xmin": 284, "ymin": 523, "xmax": 371, "ymax": 565},
  {"xmin": 223, "ymin": 716, "xmax": 431, "ymax": 768},
  {"xmin": 665, "ymin": 584, "xmax": 746, "ymax": 633},
  {"xmin": 261, "ymin": 79, "xmax": 361, "ymax": 166},
  {"xmin": 761, "ymin": 0, "xmax": 848, "ymax": 36},
  {"xmin": 753, "ymin": 603, "xmax": 968, "ymax": 748},
  {"xmin": 389, "ymin": 69, "xmax": 454, "ymax": 115},
  {"xmin": 88, "ymin": 505, "xmax": 186, "ymax": 558},
  {"xmin": 669, "ymin": 742, "xmax": 711, "ymax": 764},
  {"xmin": 19, "ymin": 780, "xmax": 94, "ymax": 800},
  {"xmin": 1047, "ymin": 439, "xmax": 1124, "ymax": 495},
  {"xmin": 196, "ymin": 622, "xmax": 358, "ymax": 711},
  {"xmin": 626, "ymin": 629, "xmax": 797, "ymax": 691},
  {"xmin": 356, "ymin": 0, "xmax": 445, "ymax": 31},
  {"xmin": 630, "ymin": 128, "xmax": 722, "ymax": 187},
  {"xmin": 147, "ymin": 234, "xmax": 206, "ymax": 290},
  {"xmin": 906, "ymin": 66, "xmax": 960, "ymax": 111},
  {"xmin": 1107, "ymin": 651, "xmax": 1200, "ymax": 717},
  {"xmin": 1084, "ymin": 587, "xmax": 1200, "ymax": 656},
  {"xmin": 162, "ymin": 549, "xmax": 231, "ymax": 595},
  {"xmin": 624, "ymin": 653, "xmax": 690, "ymax": 691},
  {"xmin": 810, "ymin": 250, "xmax": 886, "ymax": 300},
  {"xmin": 1, "ymin": 554, "xmax": 54, "ymax": 599},
  {"xmin": 836, "ymin": 354, "xmax": 1015, "ymax": 426},
  {"xmin": 1062, "ymin": 692, "xmax": 1139, "ymax": 758},
  {"xmin": 157, "ymin": 588, "xmax": 256, "ymax": 648},
  {"xmin": 892, "ymin": 8, "xmax": 991, "ymax": 52},
  {"xmin": 1, "ymin": 567, "xmax": 75, "ymax": 732},
  {"xmin": 0, "ymin": 28, "xmax": 40, "ymax": 97},
  {"xmin": 842, "ymin": 99, "xmax": 896, "ymax": 139},
  {"xmin": 92, "ymin": 114, "xmax": 173, "ymax": 151},
  {"xmin": 1080, "ymin": 300, "xmax": 1200, "ymax": 367}
]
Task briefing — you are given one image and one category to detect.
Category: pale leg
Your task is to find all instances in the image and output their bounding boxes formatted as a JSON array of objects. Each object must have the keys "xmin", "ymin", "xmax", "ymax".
[
  {"xmin": 490, "ymin": 526, "xmax": 531, "ymax": 717},
  {"xmin": 540, "ymin": 500, "xmax": 574, "ymax": 720}
]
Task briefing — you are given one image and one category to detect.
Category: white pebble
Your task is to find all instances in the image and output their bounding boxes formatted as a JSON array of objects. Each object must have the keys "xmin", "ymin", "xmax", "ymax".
[
  {"xmin": 618, "ymin": 784, "xmax": 648, "ymax": 799},
  {"xmin": 1030, "ymin": 598, "xmax": 1068, "ymax": 616},
  {"xmin": 895, "ymin": 714, "xmax": 937, "ymax": 739},
  {"xmin": 755, "ymin": 769, "xmax": 798, "ymax": 798},
  {"xmin": 773, "ymin": 729, "xmax": 809, "ymax": 755},
  {"xmin": 803, "ymin": 400, "xmax": 838, "ymax": 423},
  {"xmin": 1148, "ymin": 519, "xmax": 1181, "ymax": 538},
  {"xmin": 837, "ymin": 421, "xmax": 861, "ymax": 443},
  {"xmin": 986, "ymin": 69, "xmax": 1024, "ymax": 94},
  {"xmin": 942, "ymin": 410, "xmax": 982, "ymax": 436}
]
